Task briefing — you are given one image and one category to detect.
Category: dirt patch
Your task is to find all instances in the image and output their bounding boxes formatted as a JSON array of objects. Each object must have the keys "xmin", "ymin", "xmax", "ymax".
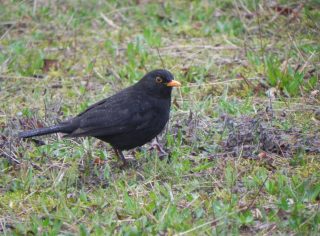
[{"xmin": 218, "ymin": 110, "xmax": 320, "ymax": 158}]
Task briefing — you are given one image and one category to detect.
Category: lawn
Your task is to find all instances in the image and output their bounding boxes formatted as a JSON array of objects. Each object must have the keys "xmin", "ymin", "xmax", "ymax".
[{"xmin": 0, "ymin": 0, "xmax": 319, "ymax": 235}]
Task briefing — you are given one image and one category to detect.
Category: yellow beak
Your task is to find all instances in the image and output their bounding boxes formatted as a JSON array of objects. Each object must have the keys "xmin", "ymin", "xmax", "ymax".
[{"xmin": 167, "ymin": 80, "xmax": 181, "ymax": 87}]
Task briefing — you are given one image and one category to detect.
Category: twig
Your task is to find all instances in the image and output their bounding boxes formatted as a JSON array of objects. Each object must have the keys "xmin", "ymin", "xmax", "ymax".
[
  {"xmin": 107, "ymin": 68, "xmax": 122, "ymax": 82},
  {"xmin": 299, "ymin": 51, "xmax": 316, "ymax": 73},
  {"xmin": 0, "ymin": 23, "xmax": 15, "ymax": 40},
  {"xmin": 176, "ymin": 205, "xmax": 248, "ymax": 235},
  {"xmin": 160, "ymin": 45, "xmax": 240, "ymax": 51},
  {"xmin": 184, "ymin": 77, "xmax": 260, "ymax": 88},
  {"xmin": 1, "ymin": 149, "xmax": 20, "ymax": 164},
  {"xmin": 100, "ymin": 12, "xmax": 120, "ymax": 29},
  {"xmin": 32, "ymin": 0, "xmax": 37, "ymax": 16},
  {"xmin": 0, "ymin": 74, "xmax": 45, "ymax": 80},
  {"xmin": 156, "ymin": 47, "xmax": 166, "ymax": 69},
  {"xmin": 245, "ymin": 173, "xmax": 271, "ymax": 211}
]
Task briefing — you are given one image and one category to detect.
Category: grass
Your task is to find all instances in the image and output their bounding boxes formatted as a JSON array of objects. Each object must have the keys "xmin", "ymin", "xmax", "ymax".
[{"xmin": 1, "ymin": 0, "xmax": 319, "ymax": 235}]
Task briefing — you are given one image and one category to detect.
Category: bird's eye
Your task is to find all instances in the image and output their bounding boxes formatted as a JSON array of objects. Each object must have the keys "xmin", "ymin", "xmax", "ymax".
[{"xmin": 155, "ymin": 77, "xmax": 163, "ymax": 83}]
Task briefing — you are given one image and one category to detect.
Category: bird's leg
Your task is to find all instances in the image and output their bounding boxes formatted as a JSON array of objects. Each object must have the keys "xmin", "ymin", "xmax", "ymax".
[
  {"xmin": 150, "ymin": 137, "xmax": 168, "ymax": 158},
  {"xmin": 113, "ymin": 148, "xmax": 127, "ymax": 166},
  {"xmin": 118, "ymin": 150, "xmax": 127, "ymax": 166}
]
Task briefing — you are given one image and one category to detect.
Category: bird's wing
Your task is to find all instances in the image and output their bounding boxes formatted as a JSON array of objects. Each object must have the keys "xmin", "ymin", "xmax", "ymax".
[{"xmin": 66, "ymin": 90, "xmax": 154, "ymax": 137}]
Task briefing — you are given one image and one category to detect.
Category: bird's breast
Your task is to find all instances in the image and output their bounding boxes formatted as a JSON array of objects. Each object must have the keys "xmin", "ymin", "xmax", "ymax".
[{"xmin": 107, "ymin": 97, "xmax": 171, "ymax": 150}]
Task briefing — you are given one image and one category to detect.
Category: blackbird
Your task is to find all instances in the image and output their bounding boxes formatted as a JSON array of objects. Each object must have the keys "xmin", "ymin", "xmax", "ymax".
[{"xmin": 19, "ymin": 69, "xmax": 181, "ymax": 164}]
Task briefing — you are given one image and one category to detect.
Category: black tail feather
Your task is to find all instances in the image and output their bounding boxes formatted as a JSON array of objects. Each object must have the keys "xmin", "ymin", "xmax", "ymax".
[{"xmin": 18, "ymin": 124, "xmax": 71, "ymax": 139}]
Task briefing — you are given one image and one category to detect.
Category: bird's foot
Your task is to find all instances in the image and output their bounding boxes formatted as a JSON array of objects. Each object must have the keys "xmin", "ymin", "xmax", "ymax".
[
  {"xmin": 113, "ymin": 148, "xmax": 138, "ymax": 169},
  {"xmin": 119, "ymin": 157, "xmax": 138, "ymax": 169},
  {"xmin": 150, "ymin": 138, "xmax": 168, "ymax": 159}
]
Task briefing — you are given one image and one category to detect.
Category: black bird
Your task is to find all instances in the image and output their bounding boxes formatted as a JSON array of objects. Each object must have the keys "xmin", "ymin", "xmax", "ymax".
[{"xmin": 19, "ymin": 69, "xmax": 181, "ymax": 164}]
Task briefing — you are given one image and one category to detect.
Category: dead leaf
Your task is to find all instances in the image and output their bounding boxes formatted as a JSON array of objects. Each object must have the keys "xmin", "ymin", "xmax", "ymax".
[
  {"xmin": 43, "ymin": 59, "xmax": 59, "ymax": 73},
  {"xmin": 93, "ymin": 158, "xmax": 106, "ymax": 165}
]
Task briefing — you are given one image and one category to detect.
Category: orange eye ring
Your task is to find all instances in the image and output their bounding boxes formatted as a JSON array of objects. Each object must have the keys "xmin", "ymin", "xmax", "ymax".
[{"xmin": 156, "ymin": 77, "xmax": 163, "ymax": 83}]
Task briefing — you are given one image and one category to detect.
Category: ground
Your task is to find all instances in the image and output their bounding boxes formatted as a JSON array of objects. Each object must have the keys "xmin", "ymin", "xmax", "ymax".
[{"xmin": 0, "ymin": 0, "xmax": 319, "ymax": 235}]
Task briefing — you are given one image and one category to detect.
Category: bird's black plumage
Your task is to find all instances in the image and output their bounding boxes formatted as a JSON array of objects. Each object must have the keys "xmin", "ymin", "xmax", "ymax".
[{"xmin": 19, "ymin": 69, "xmax": 180, "ymax": 164}]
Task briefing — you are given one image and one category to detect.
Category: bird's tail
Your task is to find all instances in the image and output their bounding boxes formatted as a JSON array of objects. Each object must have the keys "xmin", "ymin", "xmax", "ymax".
[{"xmin": 18, "ymin": 124, "xmax": 71, "ymax": 139}]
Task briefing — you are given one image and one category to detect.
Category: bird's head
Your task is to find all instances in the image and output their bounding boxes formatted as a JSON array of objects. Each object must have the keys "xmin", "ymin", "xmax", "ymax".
[{"xmin": 137, "ymin": 69, "xmax": 181, "ymax": 99}]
